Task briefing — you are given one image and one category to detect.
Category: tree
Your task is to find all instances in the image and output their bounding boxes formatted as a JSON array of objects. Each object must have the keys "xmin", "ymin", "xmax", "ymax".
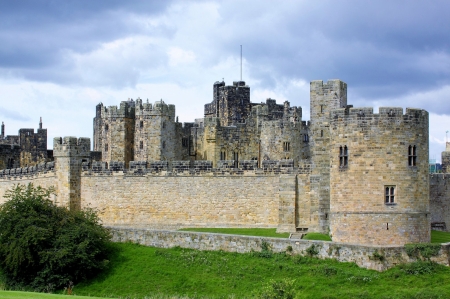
[{"xmin": 0, "ymin": 183, "xmax": 112, "ymax": 291}]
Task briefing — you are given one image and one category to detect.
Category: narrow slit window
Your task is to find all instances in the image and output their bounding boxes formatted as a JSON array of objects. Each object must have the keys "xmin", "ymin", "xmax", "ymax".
[
  {"xmin": 140, "ymin": 121, "xmax": 143, "ymax": 128},
  {"xmin": 105, "ymin": 144, "xmax": 108, "ymax": 152},
  {"xmin": 140, "ymin": 141, "xmax": 143, "ymax": 150}
]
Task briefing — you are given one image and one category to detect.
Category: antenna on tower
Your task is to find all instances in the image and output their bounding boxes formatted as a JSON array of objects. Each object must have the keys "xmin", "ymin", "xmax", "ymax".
[{"xmin": 240, "ymin": 45, "xmax": 242, "ymax": 81}]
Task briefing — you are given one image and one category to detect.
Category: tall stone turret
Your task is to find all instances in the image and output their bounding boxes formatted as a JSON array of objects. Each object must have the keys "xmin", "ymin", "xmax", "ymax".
[
  {"xmin": 100, "ymin": 100, "xmax": 135, "ymax": 168},
  {"xmin": 204, "ymin": 81, "xmax": 251, "ymax": 126},
  {"xmin": 307, "ymin": 80, "xmax": 348, "ymax": 233},
  {"xmin": 134, "ymin": 99, "xmax": 180, "ymax": 162},
  {"xmin": 329, "ymin": 107, "xmax": 430, "ymax": 245},
  {"xmin": 53, "ymin": 137, "xmax": 90, "ymax": 210}
]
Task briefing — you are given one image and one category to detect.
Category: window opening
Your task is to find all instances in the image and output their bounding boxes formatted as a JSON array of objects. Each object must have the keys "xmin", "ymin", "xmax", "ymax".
[
  {"xmin": 105, "ymin": 124, "xmax": 109, "ymax": 132},
  {"xmin": 339, "ymin": 146, "xmax": 348, "ymax": 167},
  {"xmin": 140, "ymin": 121, "xmax": 143, "ymax": 128},
  {"xmin": 140, "ymin": 141, "xmax": 143, "ymax": 150},
  {"xmin": 105, "ymin": 144, "xmax": 108, "ymax": 152},
  {"xmin": 233, "ymin": 151, "xmax": 239, "ymax": 168},
  {"xmin": 182, "ymin": 138, "xmax": 188, "ymax": 147},
  {"xmin": 321, "ymin": 130, "xmax": 323, "ymax": 137},
  {"xmin": 385, "ymin": 186, "xmax": 395, "ymax": 204},
  {"xmin": 162, "ymin": 141, "xmax": 166, "ymax": 149},
  {"xmin": 283, "ymin": 142, "xmax": 290, "ymax": 152},
  {"xmin": 220, "ymin": 150, "xmax": 226, "ymax": 160},
  {"xmin": 408, "ymin": 145, "xmax": 417, "ymax": 166}
]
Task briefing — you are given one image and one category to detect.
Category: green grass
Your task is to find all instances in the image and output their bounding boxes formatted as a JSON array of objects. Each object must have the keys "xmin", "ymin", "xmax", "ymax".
[
  {"xmin": 0, "ymin": 290, "xmax": 107, "ymax": 299},
  {"xmin": 431, "ymin": 230, "xmax": 450, "ymax": 243},
  {"xmin": 302, "ymin": 233, "xmax": 332, "ymax": 241},
  {"xmin": 70, "ymin": 242, "xmax": 450, "ymax": 299},
  {"xmin": 178, "ymin": 227, "xmax": 290, "ymax": 238}
]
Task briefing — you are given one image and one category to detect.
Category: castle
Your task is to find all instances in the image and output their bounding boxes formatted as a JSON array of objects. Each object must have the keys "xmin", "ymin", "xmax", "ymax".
[{"xmin": 0, "ymin": 79, "xmax": 444, "ymax": 246}]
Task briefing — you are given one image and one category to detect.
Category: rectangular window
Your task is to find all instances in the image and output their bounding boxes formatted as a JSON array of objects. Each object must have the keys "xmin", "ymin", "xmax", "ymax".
[
  {"xmin": 140, "ymin": 141, "xmax": 143, "ymax": 150},
  {"xmin": 182, "ymin": 138, "xmax": 188, "ymax": 147},
  {"xmin": 339, "ymin": 146, "xmax": 348, "ymax": 167},
  {"xmin": 283, "ymin": 142, "xmax": 290, "ymax": 152},
  {"xmin": 385, "ymin": 186, "xmax": 396, "ymax": 204},
  {"xmin": 408, "ymin": 145, "xmax": 417, "ymax": 166},
  {"xmin": 140, "ymin": 121, "xmax": 143, "ymax": 128},
  {"xmin": 220, "ymin": 151, "xmax": 226, "ymax": 160},
  {"xmin": 105, "ymin": 144, "xmax": 108, "ymax": 152}
]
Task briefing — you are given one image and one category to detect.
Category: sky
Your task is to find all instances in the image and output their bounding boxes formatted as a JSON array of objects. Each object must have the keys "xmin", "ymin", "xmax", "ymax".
[{"xmin": 0, "ymin": 0, "xmax": 449, "ymax": 162}]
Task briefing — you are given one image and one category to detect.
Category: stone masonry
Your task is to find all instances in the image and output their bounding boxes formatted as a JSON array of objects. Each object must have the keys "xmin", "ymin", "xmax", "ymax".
[{"xmin": 0, "ymin": 78, "xmax": 444, "ymax": 246}]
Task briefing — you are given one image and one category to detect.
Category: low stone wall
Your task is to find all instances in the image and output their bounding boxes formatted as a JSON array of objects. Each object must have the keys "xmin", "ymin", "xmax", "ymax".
[{"xmin": 110, "ymin": 227, "xmax": 450, "ymax": 271}]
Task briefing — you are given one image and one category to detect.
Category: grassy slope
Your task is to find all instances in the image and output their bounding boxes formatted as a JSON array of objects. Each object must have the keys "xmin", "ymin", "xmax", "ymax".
[
  {"xmin": 0, "ymin": 291, "xmax": 106, "ymax": 299},
  {"xmin": 178, "ymin": 228, "xmax": 290, "ymax": 238},
  {"xmin": 431, "ymin": 230, "xmax": 450, "ymax": 243},
  {"xmin": 73, "ymin": 242, "xmax": 450, "ymax": 299}
]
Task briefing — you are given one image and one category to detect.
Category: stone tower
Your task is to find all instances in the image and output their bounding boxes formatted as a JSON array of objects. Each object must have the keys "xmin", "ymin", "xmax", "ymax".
[
  {"xmin": 53, "ymin": 137, "xmax": 90, "ymax": 210},
  {"xmin": 134, "ymin": 99, "xmax": 179, "ymax": 162},
  {"xmin": 308, "ymin": 80, "xmax": 348, "ymax": 233},
  {"xmin": 329, "ymin": 107, "xmax": 430, "ymax": 245},
  {"xmin": 204, "ymin": 81, "xmax": 251, "ymax": 126},
  {"xmin": 98, "ymin": 100, "xmax": 135, "ymax": 168}
]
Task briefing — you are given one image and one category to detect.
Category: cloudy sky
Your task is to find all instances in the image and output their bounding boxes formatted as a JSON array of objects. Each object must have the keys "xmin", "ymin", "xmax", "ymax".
[{"xmin": 1, "ymin": 0, "xmax": 449, "ymax": 161}]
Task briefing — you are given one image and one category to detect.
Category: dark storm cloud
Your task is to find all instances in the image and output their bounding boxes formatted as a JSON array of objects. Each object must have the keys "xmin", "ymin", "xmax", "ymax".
[
  {"xmin": 210, "ymin": 1, "xmax": 450, "ymax": 104},
  {"xmin": 0, "ymin": 0, "xmax": 174, "ymax": 77}
]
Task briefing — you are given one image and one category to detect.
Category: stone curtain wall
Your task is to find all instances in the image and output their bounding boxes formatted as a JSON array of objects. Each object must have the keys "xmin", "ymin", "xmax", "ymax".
[
  {"xmin": 430, "ymin": 174, "xmax": 450, "ymax": 231},
  {"xmin": 110, "ymin": 228, "xmax": 450, "ymax": 271},
  {"xmin": 0, "ymin": 168, "xmax": 57, "ymax": 204},
  {"xmin": 81, "ymin": 173, "xmax": 284, "ymax": 229}
]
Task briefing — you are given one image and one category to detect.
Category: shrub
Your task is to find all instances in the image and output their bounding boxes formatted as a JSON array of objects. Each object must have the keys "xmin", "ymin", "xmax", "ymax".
[
  {"xmin": 254, "ymin": 278, "xmax": 296, "ymax": 299},
  {"xmin": 0, "ymin": 184, "xmax": 112, "ymax": 291},
  {"xmin": 404, "ymin": 243, "xmax": 441, "ymax": 260},
  {"xmin": 306, "ymin": 244, "xmax": 320, "ymax": 257},
  {"xmin": 399, "ymin": 261, "xmax": 439, "ymax": 275}
]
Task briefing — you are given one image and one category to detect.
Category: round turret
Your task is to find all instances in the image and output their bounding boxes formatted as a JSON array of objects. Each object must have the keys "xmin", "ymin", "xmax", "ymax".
[{"xmin": 329, "ymin": 107, "xmax": 430, "ymax": 245}]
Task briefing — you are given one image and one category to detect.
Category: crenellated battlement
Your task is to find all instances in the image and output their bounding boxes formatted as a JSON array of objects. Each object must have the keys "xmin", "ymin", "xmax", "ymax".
[
  {"xmin": 330, "ymin": 106, "xmax": 429, "ymax": 126},
  {"xmin": 101, "ymin": 100, "xmax": 136, "ymax": 118},
  {"xmin": 135, "ymin": 99, "xmax": 175, "ymax": 118},
  {"xmin": 53, "ymin": 136, "xmax": 91, "ymax": 157},
  {"xmin": 80, "ymin": 159, "xmax": 312, "ymax": 176},
  {"xmin": 0, "ymin": 161, "xmax": 55, "ymax": 179}
]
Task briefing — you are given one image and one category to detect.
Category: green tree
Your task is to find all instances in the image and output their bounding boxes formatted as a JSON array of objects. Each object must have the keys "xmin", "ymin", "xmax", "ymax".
[{"xmin": 0, "ymin": 184, "xmax": 112, "ymax": 291}]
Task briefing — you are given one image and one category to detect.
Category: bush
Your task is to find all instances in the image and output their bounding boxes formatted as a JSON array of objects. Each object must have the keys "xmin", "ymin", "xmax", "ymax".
[
  {"xmin": 0, "ymin": 184, "xmax": 112, "ymax": 291},
  {"xmin": 254, "ymin": 278, "xmax": 296, "ymax": 299}
]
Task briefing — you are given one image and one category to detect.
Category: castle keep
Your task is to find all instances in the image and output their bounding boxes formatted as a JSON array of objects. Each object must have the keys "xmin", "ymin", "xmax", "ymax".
[{"xmin": 0, "ymin": 79, "xmax": 439, "ymax": 246}]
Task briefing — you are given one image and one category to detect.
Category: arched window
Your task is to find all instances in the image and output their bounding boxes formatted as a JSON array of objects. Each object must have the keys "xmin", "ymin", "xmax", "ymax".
[
  {"xmin": 220, "ymin": 150, "xmax": 226, "ymax": 160},
  {"xmin": 385, "ymin": 186, "xmax": 395, "ymax": 204}
]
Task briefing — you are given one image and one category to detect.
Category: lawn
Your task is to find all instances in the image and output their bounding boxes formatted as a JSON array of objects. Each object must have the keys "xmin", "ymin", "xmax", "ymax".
[
  {"xmin": 178, "ymin": 227, "xmax": 290, "ymax": 238},
  {"xmin": 71, "ymin": 242, "xmax": 450, "ymax": 299},
  {"xmin": 431, "ymin": 230, "xmax": 450, "ymax": 243},
  {"xmin": 0, "ymin": 291, "xmax": 107, "ymax": 299}
]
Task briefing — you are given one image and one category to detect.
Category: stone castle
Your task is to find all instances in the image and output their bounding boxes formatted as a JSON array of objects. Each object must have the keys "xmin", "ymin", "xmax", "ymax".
[{"xmin": 0, "ymin": 79, "xmax": 447, "ymax": 246}]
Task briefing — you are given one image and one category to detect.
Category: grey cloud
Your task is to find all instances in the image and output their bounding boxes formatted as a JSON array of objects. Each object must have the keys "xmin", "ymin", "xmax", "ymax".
[{"xmin": 0, "ymin": 107, "xmax": 31, "ymax": 122}]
